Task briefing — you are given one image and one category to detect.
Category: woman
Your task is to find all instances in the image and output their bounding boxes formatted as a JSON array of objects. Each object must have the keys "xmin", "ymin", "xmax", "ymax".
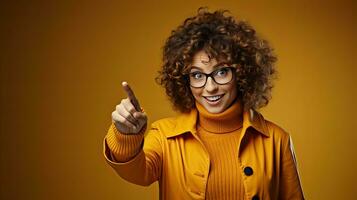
[{"xmin": 103, "ymin": 8, "xmax": 305, "ymax": 200}]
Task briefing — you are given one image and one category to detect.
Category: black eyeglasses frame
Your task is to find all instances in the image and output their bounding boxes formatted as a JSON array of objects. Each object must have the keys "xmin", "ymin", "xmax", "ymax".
[{"xmin": 186, "ymin": 66, "xmax": 237, "ymax": 88}]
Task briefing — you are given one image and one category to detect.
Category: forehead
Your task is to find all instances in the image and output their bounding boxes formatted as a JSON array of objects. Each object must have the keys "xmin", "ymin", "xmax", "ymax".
[{"xmin": 190, "ymin": 51, "xmax": 226, "ymax": 71}]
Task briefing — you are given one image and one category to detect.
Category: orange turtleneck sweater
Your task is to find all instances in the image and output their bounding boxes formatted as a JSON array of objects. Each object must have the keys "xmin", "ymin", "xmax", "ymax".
[{"xmin": 195, "ymin": 99, "xmax": 245, "ymax": 200}]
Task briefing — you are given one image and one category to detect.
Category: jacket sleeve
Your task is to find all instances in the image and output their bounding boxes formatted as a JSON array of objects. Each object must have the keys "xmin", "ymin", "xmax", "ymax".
[
  {"xmin": 103, "ymin": 122, "xmax": 163, "ymax": 186},
  {"xmin": 279, "ymin": 135, "xmax": 305, "ymax": 200}
]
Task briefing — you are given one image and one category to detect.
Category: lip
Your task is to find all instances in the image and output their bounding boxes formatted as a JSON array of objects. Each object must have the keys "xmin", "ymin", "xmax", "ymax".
[{"xmin": 203, "ymin": 94, "xmax": 225, "ymax": 105}]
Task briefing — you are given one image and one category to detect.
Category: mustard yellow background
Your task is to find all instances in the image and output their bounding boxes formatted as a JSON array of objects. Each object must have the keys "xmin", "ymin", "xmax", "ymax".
[{"xmin": 1, "ymin": 0, "xmax": 355, "ymax": 199}]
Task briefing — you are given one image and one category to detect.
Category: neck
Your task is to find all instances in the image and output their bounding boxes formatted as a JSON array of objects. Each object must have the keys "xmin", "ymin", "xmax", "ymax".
[{"xmin": 196, "ymin": 98, "xmax": 243, "ymax": 133}]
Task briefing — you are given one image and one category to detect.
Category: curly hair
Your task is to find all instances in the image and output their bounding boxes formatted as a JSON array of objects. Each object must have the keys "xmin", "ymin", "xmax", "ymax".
[{"xmin": 155, "ymin": 7, "xmax": 278, "ymax": 113}]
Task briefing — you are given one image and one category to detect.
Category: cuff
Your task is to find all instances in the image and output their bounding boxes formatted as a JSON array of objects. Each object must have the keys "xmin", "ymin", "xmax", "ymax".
[{"xmin": 105, "ymin": 122, "xmax": 146, "ymax": 162}]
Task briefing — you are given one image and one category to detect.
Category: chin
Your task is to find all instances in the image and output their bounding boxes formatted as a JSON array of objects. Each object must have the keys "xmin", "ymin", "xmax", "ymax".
[
  {"xmin": 204, "ymin": 106, "xmax": 224, "ymax": 114},
  {"xmin": 201, "ymin": 101, "xmax": 227, "ymax": 113}
]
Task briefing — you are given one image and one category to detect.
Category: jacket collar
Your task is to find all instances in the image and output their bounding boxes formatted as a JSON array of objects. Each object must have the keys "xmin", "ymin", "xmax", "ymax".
[{"xmin": 167, "ymin": 107, "xmax": 270, "ymax": 138}]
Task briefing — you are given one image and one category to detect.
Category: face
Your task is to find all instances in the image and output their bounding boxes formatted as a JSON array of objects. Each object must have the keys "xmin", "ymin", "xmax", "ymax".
[{"xmin": 189, "ymin": 50, "xmax": 238, "ymax": 114}]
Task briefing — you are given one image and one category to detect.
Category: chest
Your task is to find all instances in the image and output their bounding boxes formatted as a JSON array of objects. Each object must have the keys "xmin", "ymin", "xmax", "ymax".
[{"xmin": 160, "ymin": 129, "xmax": 281, "ymax": 200}]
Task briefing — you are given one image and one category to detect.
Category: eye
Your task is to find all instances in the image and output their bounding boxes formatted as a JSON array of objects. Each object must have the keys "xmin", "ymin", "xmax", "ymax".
[
  {"xmin": 190, "ymin": 72, "xmax": 204, "ymax": 79},
  {"xmin": 215, "ymin": 68, "xmax": 229, "ymax": 76}
]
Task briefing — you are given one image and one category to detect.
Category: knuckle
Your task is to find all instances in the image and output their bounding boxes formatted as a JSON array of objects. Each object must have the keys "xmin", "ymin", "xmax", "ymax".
[
  {"xmin": 118, "ymin": 104, "xmax": 125, "ymax": 111},
  {"xmin": 124, "ymin": 112, "xmax": 131, "ymax": 119},
  {"xmin": 129, "ymin": 107, "xmax": 136, "ymax": 113},
  {"xmin": 118, "ymin": 117, "xmax": 125, "ymax": 124},
  {"xmin": 111, "ymin": 112, "xmax": 116, "ymax": 119},
  {"xmin": 118, "ymin": 102, "xmax": 125, "ymax": 109}
]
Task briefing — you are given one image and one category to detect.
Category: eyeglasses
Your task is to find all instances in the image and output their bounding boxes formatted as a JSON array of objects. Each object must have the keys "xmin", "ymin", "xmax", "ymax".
[{"xmin": 187, "ymin": 66, "xmax": 236, "ymax": 88}]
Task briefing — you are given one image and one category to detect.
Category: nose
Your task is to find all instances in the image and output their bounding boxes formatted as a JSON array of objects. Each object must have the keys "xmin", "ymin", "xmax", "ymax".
[{"xmin": 205, "ymin": 77, "xmax": 218, "ymax": 93}]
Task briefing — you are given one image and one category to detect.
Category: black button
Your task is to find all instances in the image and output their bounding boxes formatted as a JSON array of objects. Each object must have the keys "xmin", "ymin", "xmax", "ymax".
[
  {"xmin": 252, "ymin": 195, "xmax": 259, "ymax": 200},
  {"xmin": 244, "ymin": 166, "xmax": 253, "ymax": 176}
]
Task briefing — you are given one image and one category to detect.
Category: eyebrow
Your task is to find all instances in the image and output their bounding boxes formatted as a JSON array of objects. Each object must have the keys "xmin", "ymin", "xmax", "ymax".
[{"xmin": 189, "ymin": 62, "xmax": 228, "ymax": 71}]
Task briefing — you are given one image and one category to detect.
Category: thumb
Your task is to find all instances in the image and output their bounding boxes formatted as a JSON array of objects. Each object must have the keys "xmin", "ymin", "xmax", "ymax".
[{"xmin": 133, "ymin": 111, "xmax": 147, "ymax": 121}]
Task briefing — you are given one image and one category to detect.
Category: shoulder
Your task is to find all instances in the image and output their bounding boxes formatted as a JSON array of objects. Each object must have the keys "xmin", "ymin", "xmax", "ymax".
[
  {"xmin": 151, "ymin": 117, "xmax": 177, "ymax": 129},
  {"xmin": 150, "ymin": 116, "xmax": 178, "ymax": 132},
  {"xmin": 149, "ymin": 110, "xmax": 196, "ymax": 138},
  {"xmin": 140, "ymin": 117, "xmax": 179, "ymax": 143},
  {"xmin": 263, "ymin": 117, "xmax": 291, "ymax": 144},
  {"xmin": 252, "ymin": 109, "xmax": 291, "ymax": 140}
]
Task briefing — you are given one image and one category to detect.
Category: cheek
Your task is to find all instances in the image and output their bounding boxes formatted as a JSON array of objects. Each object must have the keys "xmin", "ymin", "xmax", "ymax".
[
  {"xmin": 190, "ymin": 88, "xmax": 202, "ymax": 99},
  {"xmin": 225, "ymin": 83, "xmax": 237, "ymax": 96}
]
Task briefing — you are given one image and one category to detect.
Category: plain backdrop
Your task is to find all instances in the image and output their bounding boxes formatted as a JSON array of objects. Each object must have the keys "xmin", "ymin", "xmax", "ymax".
[{"xmin": 1, "ymin": 0, "xmax": 356, "ymax": 199}]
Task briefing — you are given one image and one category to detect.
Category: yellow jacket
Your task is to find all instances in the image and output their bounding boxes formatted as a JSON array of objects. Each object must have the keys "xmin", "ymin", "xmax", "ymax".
[{"xmin": 103, "ymin": 108, "xmax": 305, "ymax": 200}]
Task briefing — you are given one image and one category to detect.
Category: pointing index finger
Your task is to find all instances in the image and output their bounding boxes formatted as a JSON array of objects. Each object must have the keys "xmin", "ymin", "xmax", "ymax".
[{"xmin": 122, "ymin": 81, "xmax": 141, "ymax": 112}]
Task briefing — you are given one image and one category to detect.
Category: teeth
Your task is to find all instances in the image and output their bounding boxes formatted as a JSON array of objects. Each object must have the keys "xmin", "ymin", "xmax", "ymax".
[{"xmin": 206, "ymin": 95, "xmax": 222, "ymax": 101}]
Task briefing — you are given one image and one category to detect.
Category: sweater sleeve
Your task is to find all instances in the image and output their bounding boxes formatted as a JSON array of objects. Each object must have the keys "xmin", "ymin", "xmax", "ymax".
[
  {"xmin": 105, "ymin": 122, "xmax": 146, "ymax": 162},
  {"xmin": 103, "ymin": 122, "xmax": 163, "ymax": 186}
]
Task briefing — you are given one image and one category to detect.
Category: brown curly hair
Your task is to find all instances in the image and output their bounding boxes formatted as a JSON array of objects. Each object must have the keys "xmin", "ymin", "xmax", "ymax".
[{"xmin": 155, "ymin": 7, "xmax": 278, "ymax": 113}]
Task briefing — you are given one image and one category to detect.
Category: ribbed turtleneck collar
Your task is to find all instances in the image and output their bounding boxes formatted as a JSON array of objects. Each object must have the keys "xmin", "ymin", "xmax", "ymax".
[{"xmin": 196, "ymin": 98, "xmax": 244, "ymax": 134}]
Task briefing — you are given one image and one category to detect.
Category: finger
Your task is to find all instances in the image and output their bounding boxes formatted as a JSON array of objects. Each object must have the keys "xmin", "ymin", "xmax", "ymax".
[
  {"xmin": 121, "ymin": 98, "xmax": 137, "ymax": 115},
  {"xmin": 116, "ymin": 103, "xmax": 138, "ymax": 125},
  {"xmin": 112, "ymin": 111, "xmax": 137, "ymax": 129},
  {"xmin": 122, "ymin": 81, "xmax": 141, "ymax": 111}
]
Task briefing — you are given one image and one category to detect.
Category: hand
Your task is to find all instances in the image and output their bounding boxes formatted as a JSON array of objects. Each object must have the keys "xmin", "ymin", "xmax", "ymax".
[{"xmin": 111, "ymin": 81, "xmax": 148, "ymax": 134}]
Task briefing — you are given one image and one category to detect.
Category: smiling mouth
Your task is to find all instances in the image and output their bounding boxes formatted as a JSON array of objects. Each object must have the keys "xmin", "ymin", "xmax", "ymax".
[{"xmin": 203, "ymin": 94, "xmax": 224, "ymax": 102}]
